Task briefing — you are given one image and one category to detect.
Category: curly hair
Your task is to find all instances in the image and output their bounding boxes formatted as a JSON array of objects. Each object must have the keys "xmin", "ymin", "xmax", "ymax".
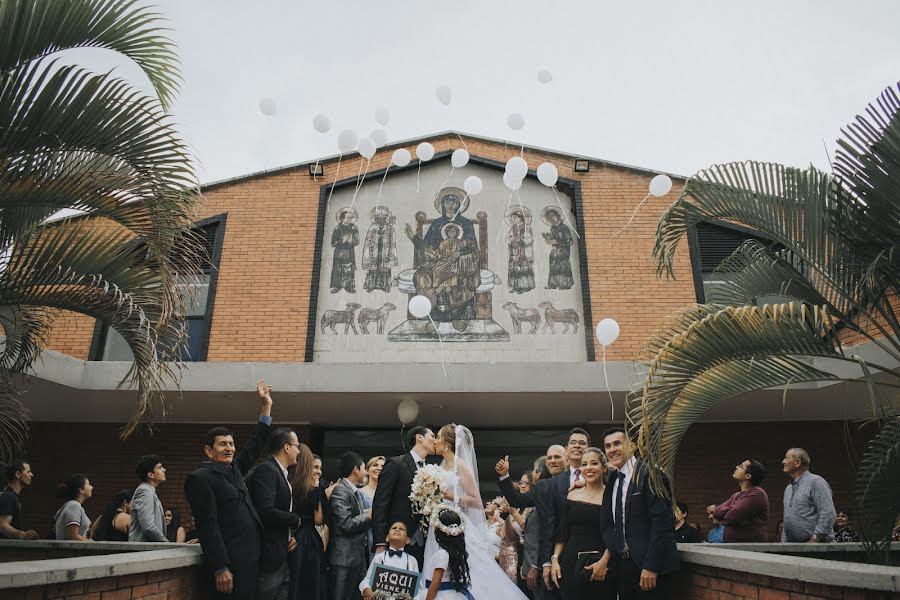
[{"xmin": 433, "ymin": 508, "xmax": 470, "ymax": 593}]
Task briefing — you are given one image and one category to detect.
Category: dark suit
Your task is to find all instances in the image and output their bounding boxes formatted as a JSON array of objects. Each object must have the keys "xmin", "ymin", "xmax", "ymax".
[
  {"xmin": 247, "ymin": 456, "xmax": 301, "ymax": 600},
  {"xmin": 372, "ymin": 453, "xmax": 425, "ymax": 566},
  {"xmin": 600, "ymin": 458, "xmax": 679, "ymax": 599},
  {"xmin": 330, "ymin": 479, "xmax": 370, "ymax": 600},
  {"xmin": 184, "ymin": 419, "xmax": 270, "ymax": 600}
]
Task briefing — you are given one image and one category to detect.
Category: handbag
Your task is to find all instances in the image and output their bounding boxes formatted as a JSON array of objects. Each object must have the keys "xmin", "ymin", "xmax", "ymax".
[{"xmin": 575, "ymin": 551, "xmax": 603, "ymax": 582}]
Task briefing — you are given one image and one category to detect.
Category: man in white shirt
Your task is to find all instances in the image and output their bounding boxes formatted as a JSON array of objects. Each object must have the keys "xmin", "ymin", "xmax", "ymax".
[{"xmin": 601, "ymin": 427, "xmax": 678, "ymax": 599}]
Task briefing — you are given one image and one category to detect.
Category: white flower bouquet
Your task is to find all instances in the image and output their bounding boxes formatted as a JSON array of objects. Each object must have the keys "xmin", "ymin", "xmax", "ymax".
[{"xmin": 409, "ymin": 464, "xmax": 448, "ymax": 530}]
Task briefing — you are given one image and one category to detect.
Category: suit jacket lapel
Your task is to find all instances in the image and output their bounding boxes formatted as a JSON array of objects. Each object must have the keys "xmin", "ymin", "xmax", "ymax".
[
  {"xmin": 624, "ymin": 459, "xmax": 644, "ymax": 517},
  {"xmin": 403, "ymin": 453, "xmax": 417, "ymax": 480}
]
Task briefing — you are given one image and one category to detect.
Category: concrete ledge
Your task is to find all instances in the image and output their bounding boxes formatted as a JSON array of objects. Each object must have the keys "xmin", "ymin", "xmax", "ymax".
[
  {"xmin": 678, "ymin": 543, "xmax": 900, "ymax": 592},
  {"xmin": 0, "ymin": 544, "xmax": 203, "ymax": 589},
  {"xmin": 0, "ymin": 539, "xmax": 189, "ymax": 553}
]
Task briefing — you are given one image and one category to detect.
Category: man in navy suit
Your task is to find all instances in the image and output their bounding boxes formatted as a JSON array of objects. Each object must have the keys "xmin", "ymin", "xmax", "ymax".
[{"xmin": 601, "ymin": 427, "xmax": 679, "ymax": 599}]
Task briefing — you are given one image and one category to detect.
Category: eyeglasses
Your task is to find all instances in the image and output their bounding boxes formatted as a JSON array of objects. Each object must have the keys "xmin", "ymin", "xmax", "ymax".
[{"xmin": 568, "ymin": 440, "xmax": 589, "ymax": 447}]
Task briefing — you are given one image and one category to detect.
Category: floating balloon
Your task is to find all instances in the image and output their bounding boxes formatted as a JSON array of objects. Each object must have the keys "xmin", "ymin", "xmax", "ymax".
[
  {"xmin": 537, "ymin": 69, "xmax": 553, "ymax": 84},
  {"xmin": 451, "ymin": 148, "xmax": 470, "ymax": 168},
  {"xmin": 649, "ymin": 174, "xmax": 673, "ymax": 197},
  {"xmin": 370, "ymin": 128, "xmax": 388, "ymax": 148},
  {"xmin": 507, "ymin": 113, "xmax": 525, "ymax": 131},
  {"xmin": 416, "ymin": 142, "xmax": 435, "ymax": 162},
  {"xmin": 391, "ymin": 148, "xmax": 411, "ymax": 167},
  {"xmin": 358, "ymin": 137, "xmax": 376, "ymax": 159},
  {"xmin": 537, "ymin": 162, "xmax": 559, "ymax": 187},
  {"xmin": 464, "ymin": 175, "xmax": 483, "ymax": 196},
  {"xmin": 397, "ymin": 398, "xmax": 419, "ymax": 425},
  {"xmin": 503, "ymin": 172, "xmax": 522, "ymax": 191},
  {"xmin": 375, "ymin": 107, "xmax": 391, "ymax": 126},
  {"xmin": 258, "ymin": 98, "xmax": 277, "ymax": 116},
  {"xmin": 595, "ymin": 318, "xmax": 620, "ymax": 347},
  {"xmin": 505, "ymin": 156, "xmax": 528, "ymax": 180},
  {"xmin": 409, "ymin": 294, "xmax": 432, "ymax": 318},
  {"xmin": 337, "ymin": 129, "xmax": 358, "ymax": 153},
  {"xmin": 312, "ymin": 114, "xmax": 331, "ymax": 133},
  {"xmin": 436, "ymin": 85, "xmax": 452, "ymax": 106}
]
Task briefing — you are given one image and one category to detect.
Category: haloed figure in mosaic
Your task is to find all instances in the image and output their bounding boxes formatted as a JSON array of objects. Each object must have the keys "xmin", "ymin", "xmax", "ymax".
[
  {"xmin": 506, "ymin": 207, "xmax": 535, "ymax": 294},
  {"xmin": 330, "ymin": 208, "xmax": 359, "ymax": 293},
  {"xmin": 362, "ymin": 206, "xmax": 399, "ymax": 292},
  {"xmin": 541, "ymin": 207, "xmax": 574, "ymax": 290}
]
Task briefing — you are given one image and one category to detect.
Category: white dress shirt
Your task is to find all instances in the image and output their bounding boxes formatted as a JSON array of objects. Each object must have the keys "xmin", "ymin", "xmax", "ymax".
[
  {"xmin": 358, "ymin": 548, "xmax": 421, "ymax": 594},
  {"xmin": 410, "ymin": 449, "xmax": 426, "ymax": 468},
  {"xmin": 273, "ymin": 456, "xmax": 294, "ymax": 540},
  {"xmin": 611, "ymin": 456, "xmax": 637, "ymax": 540},
  {"xmin": 568, "ymin": 465, "xmax": 583, "ymax": 488}
]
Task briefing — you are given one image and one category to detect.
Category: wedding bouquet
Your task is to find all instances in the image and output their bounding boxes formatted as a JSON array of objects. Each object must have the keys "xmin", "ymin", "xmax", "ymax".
[{"xmin": 409, "ymin": 464, "xmax": 448, "ymax": 530}]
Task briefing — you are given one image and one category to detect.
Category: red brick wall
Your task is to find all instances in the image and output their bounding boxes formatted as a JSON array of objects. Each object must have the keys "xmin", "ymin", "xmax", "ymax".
[
  {"xmin": 43, "ymin": 134, "xmax": 694, "ymax": 363},
  {"xmin": 4, "ymin": 567, "xmax": 206, "ymax": 600},
  {"xmin": 670, "ymin": 562, "xmax": 891, "ymax": 599}
]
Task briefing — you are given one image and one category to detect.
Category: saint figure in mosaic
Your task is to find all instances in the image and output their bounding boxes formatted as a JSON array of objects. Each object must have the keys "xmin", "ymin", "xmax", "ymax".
[
  {"xmin": 329, "ymin": 207, "xmax": 359, "ymax": 293},
  {"xmin": 362, "ymin": 205, "xmax": 398, "ymax": 292},
  {"xmin": 506, "ymin": 207, "xmax": 535, "ymax": 294},
  {"xmin": 541, "ymin": 206, "xmax": 574, "ymax": 290}
]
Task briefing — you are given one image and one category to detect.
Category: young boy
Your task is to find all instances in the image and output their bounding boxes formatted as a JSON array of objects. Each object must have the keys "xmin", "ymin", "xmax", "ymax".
[{"xmin": 360, "ymin": 521, "xmax": 422, "ymax": 600}]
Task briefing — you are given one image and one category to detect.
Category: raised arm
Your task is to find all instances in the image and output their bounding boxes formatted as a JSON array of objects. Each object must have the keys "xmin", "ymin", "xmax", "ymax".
[
  {"xmin": 235, "ymin": 379, "xmax": 274, "ymax": 474},
  {"xmin": 495, "ymin": 455, "xmax": 537, "ymax": 508}
]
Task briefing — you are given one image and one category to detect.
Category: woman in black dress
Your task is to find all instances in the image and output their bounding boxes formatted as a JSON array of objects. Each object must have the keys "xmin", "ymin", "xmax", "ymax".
[
  {"xmin": 550, "ymin": 447, "xmax": 615, "ymax": 600},
  {"xmin": 288, "ymin": 444, "xmax": 330, "ymax": 600}
]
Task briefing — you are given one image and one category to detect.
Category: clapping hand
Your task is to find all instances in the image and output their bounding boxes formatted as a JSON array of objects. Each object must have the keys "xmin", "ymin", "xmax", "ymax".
[{"xmin": 495, "ymin": 455, "xmax": 510, "ymax": 477}]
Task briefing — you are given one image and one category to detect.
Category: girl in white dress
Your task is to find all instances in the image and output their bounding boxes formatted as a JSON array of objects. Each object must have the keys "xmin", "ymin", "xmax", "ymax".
[{"xmin": 423, "ymin": 506, "xmax": 472, "ymax": 600}]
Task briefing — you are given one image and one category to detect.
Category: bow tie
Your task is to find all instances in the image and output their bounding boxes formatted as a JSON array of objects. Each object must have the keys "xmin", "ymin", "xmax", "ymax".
[
  {"xmin": 388, "ymin": 549, "xmax": 404, "ymax": 558},
  {"xmin": 416, "ymin": 461, "xmax": 425, "ymax": 468}
]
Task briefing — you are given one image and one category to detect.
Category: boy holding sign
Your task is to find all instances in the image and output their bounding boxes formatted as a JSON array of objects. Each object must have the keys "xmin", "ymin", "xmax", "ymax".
[{"xmin": 360, "ymin": 521, "xmax": 422, "ymax": 600}]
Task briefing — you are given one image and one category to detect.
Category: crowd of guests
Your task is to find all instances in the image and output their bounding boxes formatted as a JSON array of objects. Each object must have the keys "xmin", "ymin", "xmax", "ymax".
[{"xmin": 1, "ymin": 382, "xmax": 899, "ymax": 600}]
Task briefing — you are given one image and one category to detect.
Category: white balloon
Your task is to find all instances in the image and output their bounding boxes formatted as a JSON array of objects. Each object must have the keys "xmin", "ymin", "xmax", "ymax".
[
  {"xmin": 463, "ymin": 175, "xmax": 483, "ymax": 196},
  {"xmin": 595, "ymin": 318, "xmax": 620, "ymax": 347},
  {"xmin": 536, "ymin": 162, "xmax": 559, "ymax": 187},
  {"xmin": 370, "ymin": 128, "xmax": 388, "ymax": 148},
  {"xmin": 537, "ymin": 68, "xmax": 553, "ymax": 84},
  {"xmin": 258, "ymin": 98, "xmax": 277, "ymax": 116},
  {"xmin": 416, "ymin": 142, "xmax": 435, "ymax": 162},
  {"xmin": 503, "ymin": 172, "xmax": 522, "ymax": 191},
  {"xmin": 337, "ymin": 129, "xmax": 358, "ymax": 153},
  {"xmin": 507, "ymin": 113, "xmax": 525, "ymax": 131},
  {"xmin": 391, "ymin": 148, "xmax": 412, "ymax": 167},
  {"xmin": 409, "ymin": 294, "xmax": 432, "ymax": 318},
  {"xmin": 397, "ymin": 399, "xmax": 419, "ymax": 425},
  {"xmin": 436, "ymin": 85, "xmax": 452, "ymax": 106},
  {"xmin": 358, "ymin": 137, "xmax": 376, "ymax": 159},
  {"xmin": 505, "ymin": 156, "xmax": 528, "ymax": 180},
  {"xmin": 375, "ymin": 107, "xmax": 391, "ymax": 126},
  {"xmin": 451, "ymin": 148, "xmax": 470, "ymax": 168},
  {"xmin": 312, "ymin": 113, "xmax": 331, "ymax": 134},
  {"xmin": 649, "ymin": 174, "xmax": 673, "ymax": 197}
]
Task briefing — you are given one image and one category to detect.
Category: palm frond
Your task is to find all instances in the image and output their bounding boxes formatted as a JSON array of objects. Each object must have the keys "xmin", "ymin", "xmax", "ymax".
[
  {"xmin": 855, "ymin": 414, "xmax": 900, "ymax": 565},
  {"xmin": 0, "ymin": 0, "xmax": 180, "ymax": 109},
  {"xmin": 0, "ymin": 379, "xmax": 29, "ymax": 466}
]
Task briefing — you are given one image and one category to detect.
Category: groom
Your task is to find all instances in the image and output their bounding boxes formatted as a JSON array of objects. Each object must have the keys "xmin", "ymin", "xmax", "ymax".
[{"xmin": 372, "ymin": 425, "xmax": 436, "ymax": 567}]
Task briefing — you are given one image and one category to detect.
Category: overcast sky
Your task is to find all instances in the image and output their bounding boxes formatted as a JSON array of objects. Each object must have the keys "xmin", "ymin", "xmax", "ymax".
[{"xmin": 81, "ymin": 0, "xmax": 900, "ymax": 184}]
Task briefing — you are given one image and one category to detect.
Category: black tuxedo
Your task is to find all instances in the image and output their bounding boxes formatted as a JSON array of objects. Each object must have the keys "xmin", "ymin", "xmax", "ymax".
[
  {"xmin": 600, "ymin": 458, "xmax": 679, "ymax": 599},
  {"xmin": 247, "ymin": 456, "xmax": 301, "ymax": 573},
  {"xmin": 372, "ymin": 453, "xmax": 424, "ymax": 565},
  {"xmin": 185, "ymin": 420, "xmax": 270, "ymax": 600},
  {"xmin": 498, "ymin": 475, "xmax": 558, "ymax": 567}
]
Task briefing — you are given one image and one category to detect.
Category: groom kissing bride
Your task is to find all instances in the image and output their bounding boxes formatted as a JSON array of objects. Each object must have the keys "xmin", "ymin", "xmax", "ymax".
[{"xmin": 372, "ymin": 424, "xmax": 528, "ymax": 599}]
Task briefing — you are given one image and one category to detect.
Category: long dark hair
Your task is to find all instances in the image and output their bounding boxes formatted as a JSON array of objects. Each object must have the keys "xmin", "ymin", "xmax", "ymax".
[
  {"xmin": 290, "ymin": 443, "xmax": 315, "ymax": 513},
  {"xmin": 433, "ymin": 508, "xmax": 470, "ymax": 592},
  {"xmin": 166, "ymin": 507, "xmax": 181, "ymax": 542},
  {"xmin": 93, "ymin": 489, "xmax": 132, "ymax": 541}
]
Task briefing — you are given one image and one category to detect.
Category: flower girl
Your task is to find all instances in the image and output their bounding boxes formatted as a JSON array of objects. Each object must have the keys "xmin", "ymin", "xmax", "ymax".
[{"xmin": 422, "ymin": 507, "xmax": 472, "ymax": 600}]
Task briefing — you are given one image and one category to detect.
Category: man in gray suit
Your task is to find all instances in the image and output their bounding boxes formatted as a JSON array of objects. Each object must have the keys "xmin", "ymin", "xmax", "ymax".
[
  {"xmin": 520, "ymin": 456, "xmax": 548, "ymax": 599},
  {"xmin": 330, "ymin": 451, "xmax": 371, "ymax": 600},
  {"xmin": 129, "ymin": 454, "xmax": 168, "ymax": 542}
]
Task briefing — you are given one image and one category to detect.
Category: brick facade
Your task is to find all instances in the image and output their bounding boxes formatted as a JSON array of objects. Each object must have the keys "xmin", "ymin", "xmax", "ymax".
[
  {"xmin": 4, "ymin": 567, "xmax": 206, "ymax": 600},
  {"xmin": 44, "ymin": 133, "xmax": 694, "ymax": 363}
]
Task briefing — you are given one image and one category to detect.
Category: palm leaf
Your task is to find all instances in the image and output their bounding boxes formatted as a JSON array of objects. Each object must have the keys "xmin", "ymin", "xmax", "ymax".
[{"xmin": 855, "ymin": 414, "xmax": 900, "ymax": 565}]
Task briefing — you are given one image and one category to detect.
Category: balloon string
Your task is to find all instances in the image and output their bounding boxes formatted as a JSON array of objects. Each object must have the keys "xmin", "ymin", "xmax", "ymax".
[
  {"xmin": 603, "ymin": 345, "xmax": 615, "ymax": 421},
  {"xmin": 439, "ymin": 165, "xmax": 455, "ymax": 191},
  {"xmin": 456, "ymin": 133, "xmax": 468, "ymax": 152},
  {"xmin": 520, "ymin": 144, "xmax": 524, "ymax": 157},
  {"xmin": 417, "ymin": 160, "xmax": 422, "ymax": 192},
  {"xmin": 551, "ymin": 186, "xmax": 580, "ymax": 239},
  {"xmin": 611, "ymin": 193, "xmax": 650, "ymax": 239},
  {"xmin": 495, "ymin": 190, "xmax": 514, "ymax": 255},
  {"xmin": 349, "ymin": 158, "xmax": 368, "ymax": 211},
  {"xmin": 327, "ymin": 153, "xmax": 343, "ymax": 206},
  {"xmin": 427, "ymin": 315, "xmax": 447, "ymax": 380},
  {"xmin": 312, "ymin": 158, "xmax": 320, "ymax": 181},
  {"xmin": 378, "ymin": 164, "xmax": 391, "ymax": 203},
  {"xmin": 451, "ymin": 193, "xmax": 469, "ymax": 220},
  {"xmin": 516, "ymin": 190, "xmax": 525, "ymax": 220}
]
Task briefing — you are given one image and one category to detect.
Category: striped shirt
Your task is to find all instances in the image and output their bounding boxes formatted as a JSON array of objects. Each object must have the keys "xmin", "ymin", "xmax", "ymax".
[{"xmin": 782, "ymin": 471, "xmax": 836, "ymax": 542}]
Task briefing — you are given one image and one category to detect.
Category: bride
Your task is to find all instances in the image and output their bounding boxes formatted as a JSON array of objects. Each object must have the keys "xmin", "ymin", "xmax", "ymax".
[{"xmin": 421, "ymin": 423, "xmax": 528, "ymax": 599}]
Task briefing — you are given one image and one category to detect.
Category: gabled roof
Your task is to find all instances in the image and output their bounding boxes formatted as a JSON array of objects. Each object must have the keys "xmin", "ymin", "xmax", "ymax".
[{"xmin": 200, "ymin": 130, "xmax": 687, "ymax": 191}]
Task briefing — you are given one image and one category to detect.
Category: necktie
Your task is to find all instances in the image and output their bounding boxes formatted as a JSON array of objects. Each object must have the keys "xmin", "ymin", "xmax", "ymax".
[
  {"xmin": 614, "ymin": 471, "xmax": 626, "ymax": 553},
  {"xmin": 388, "ymin": 549, "xmax": 403, "ymax": 558},
  {"xmin": 574, "ymin": 468, "xmax": 582, "ymax": 483}
]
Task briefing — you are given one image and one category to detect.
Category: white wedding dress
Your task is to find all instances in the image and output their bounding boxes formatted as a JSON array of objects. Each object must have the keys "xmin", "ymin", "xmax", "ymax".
[{"xmin": 420, "ymin": 425, "xmax": 528, "ymax": 600}]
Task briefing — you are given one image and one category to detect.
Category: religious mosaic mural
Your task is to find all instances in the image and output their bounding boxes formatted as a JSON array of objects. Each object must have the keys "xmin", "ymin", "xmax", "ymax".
[{"xmin": 313, "ymin": 160, "xmax": 587, "ymax": 363}]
